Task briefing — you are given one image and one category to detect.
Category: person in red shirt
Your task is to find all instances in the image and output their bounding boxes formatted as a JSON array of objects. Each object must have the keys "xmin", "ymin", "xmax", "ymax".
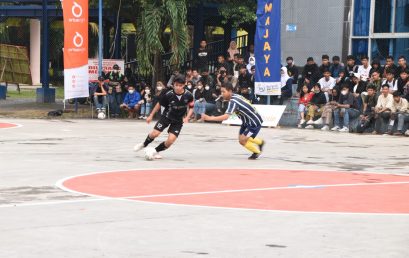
[{"xmin": 298, "ymin": 84, "xmax": 314, "ymax": 128}]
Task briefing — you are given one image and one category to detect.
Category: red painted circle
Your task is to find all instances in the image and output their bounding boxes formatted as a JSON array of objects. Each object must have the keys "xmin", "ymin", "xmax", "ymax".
[
  {"xmin": 61, "ymin": 169, "xmax": 409, "ymax": 214},
  {"xmin": 0, "ymin": 122, "xmax": 18, "ymax": 129}
]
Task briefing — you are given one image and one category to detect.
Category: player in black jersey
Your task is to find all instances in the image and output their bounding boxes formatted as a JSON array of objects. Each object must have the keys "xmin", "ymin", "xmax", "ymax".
[{"xmin": 134, "ymin": 75, "xmax": 194, "ymax": 159}]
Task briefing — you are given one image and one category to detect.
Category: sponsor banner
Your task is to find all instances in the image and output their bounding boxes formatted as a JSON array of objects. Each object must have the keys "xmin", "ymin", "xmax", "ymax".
[
  {"xmin": 63, "ymin": 0, "xmax": 89, "ymax": 100},
  {"xmin": 255, "ymin": 81, "xmax": 281, "ymax": 96},
  {"xmin": 222, "ymin": 104, "xmax": 286, "ymax": 128},
  {"xmin": 88, "ymin": 59, "xmax": 125, "ymax": 82},
  {"xmin": 254, "ymin": 0, "xmax": 281, "ymax": 96}
]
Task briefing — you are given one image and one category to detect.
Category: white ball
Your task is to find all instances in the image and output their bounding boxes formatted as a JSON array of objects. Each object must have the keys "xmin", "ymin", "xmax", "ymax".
[
  {"xmin": 97, "ymin": 112, "xmax": 106, "ymax": 119},
  {"xmin": 144, "ymin": 147, "xmax": 156, "ymax": 161}
]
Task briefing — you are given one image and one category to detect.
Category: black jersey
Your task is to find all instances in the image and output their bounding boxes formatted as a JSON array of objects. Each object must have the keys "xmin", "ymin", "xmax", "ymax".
[{"xmin": 159, "ymin": 89, "xmax": 194, "ymax": 122}]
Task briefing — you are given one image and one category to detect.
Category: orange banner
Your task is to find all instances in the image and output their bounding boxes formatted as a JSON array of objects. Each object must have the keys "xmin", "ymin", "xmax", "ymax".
[{"xmin": 63, "ymin": 0, "xmax": 89, "ymax": 99}]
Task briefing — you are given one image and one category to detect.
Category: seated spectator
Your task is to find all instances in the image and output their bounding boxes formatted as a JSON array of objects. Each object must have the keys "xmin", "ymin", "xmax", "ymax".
[
  {"xmin": 369, "ymin": 58, "xmax": 383, "ymax": 77},
  {"xmin": 329, "ymin": 56, "xmax": 344, "ymax": 78},
  {"xmin": 374, "ymin": 85, "xmax": 394, "ymax": 134},
  {"xmin": 167, "ymin": 69, "xmax": 180, "ymax": 88},
  {"xmin": 191, "ymin": 69, "xmax": 202, "ymax": 85},
  {"xmin": 227, "ymin": 41, "xmax": 240, "ymax": 63},
  {"xmin": 244, "ymin": 44, "xmax": 255, "ymax": 64},
  {"xmin": 286, "ymin": 56, "xmax": 299, "ymax": 85},
  {"xmin": 299, "ymin": 57, "xmax": 320, "ymax": 91},
  {"xmin": 138, "ymin": 85, "xmax": 153, "ymax": 119},
  {"xmin": 217, "ymin": 54, "xmax": 233, "ymax": 75},
  {"xmin": 358, "ymin": 55, "xmax": 371, "ymax": 82},
  {"xmin": 397, "ymin": 56, "xmax": 408, "ymax": 76},
  {"xmin": 320, "ymin": 88, "xmax": 340, "ymax": 131},
  {"xmin": 279, "ymin": 67, "xmax": 293, "ymax": 104},
  {"xmin": 332, "ymin": 84, "xmax": 360, "ymax": 132},
  {"xmin": 344, "ymin": 55, "xmax": 359, "ymax": 80},
  {"xmin": 319, "ymin": 54, "xmax": 331, "ymax": 77},
  {"xmin": 203, "ymin": 83, "xmax": 218, "ymax": 115},
  {"xmin": 298, "ymin": 85, "xmax": 314, "ymax": 128},
  {"xmin": 120, "ymin": 85, "xmax": 141, "ymax": 119},
  {"xmin": 305, "ymin": 83, "xmax": 327, "ymax": 128},
  {"xmin": 369, "ymin": 70, "xmax": 382, "ymax": 92},
  {"xmin": 238, "ymin": 65, "xmax": 252, "ymax": 100},
  {"xmin": 153, "ymin": 81, "xmax": 166, "ymax": 117},
  {"xmin": 200, "ymin": 69, "xmax": 214, "ymax": 88},
  {"xmin": 185, "ymin": 81, "xmax": 194, "ymax": 93},
  {"xmin": 397, "ymin": 69, "xmax": 409, "ymax": 100},
  {"xmin": 382, "ymin": 69, "xmax": 398, "ymax": 93},
  {"xmin": 185, "ymin": 68, "xmax": 193, "ymax": 83},
  {"xmin": 318, "ymin": 69, "xmax": 336, "ymax": 101},
  {"xmin": 382, "ymin": 55, "xmax": 399, "ymax": 79},
  {"xmin": 359, "ymin": 84, "xmax": 377, "ymax": 132},
  {"xmin": 390, "ymin": 91, "xmax": 409, "ymax": 136},
  {"xmin": 246, "ymin": 56, "xmax": 256, "ymax": 74},
  {"xmin": 351, "ymin": 73, "xmax": 367, "ymax": 110},
  {"xmin": 335, "ymin": 70, "xmax": 347, "ymax": 91},
  {"xmin": 93, "ymin": 76, "xmax": 109, "ymax": 116}
]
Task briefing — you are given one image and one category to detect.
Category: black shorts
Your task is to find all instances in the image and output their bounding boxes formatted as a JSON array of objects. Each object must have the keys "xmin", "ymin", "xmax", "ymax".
[{"xmin": 154, "ymin": 116, "xmax": 183, "ymax": 137}]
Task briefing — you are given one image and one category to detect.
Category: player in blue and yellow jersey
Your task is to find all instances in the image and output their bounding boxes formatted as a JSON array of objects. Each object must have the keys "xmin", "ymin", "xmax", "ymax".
[{"xmin": 201, "ymin": 82, "xmax": 265, "ymax": 160}]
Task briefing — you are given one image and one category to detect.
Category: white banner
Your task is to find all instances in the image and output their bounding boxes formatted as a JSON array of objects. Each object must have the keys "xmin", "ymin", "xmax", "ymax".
[
  {"xmin": 88, "ymin": 59, "xmax": 125, "ymax": 82},
  {"xmin": 255, "ymin": 82, "xmax": 281, "ymax": 96},
  {"xmin": 64, "ymin": 65, "xmax": 89, "ymax": 100},
  {"xmin": 222, "ymin": 104, "xmax": 286, "ymax": 127}
]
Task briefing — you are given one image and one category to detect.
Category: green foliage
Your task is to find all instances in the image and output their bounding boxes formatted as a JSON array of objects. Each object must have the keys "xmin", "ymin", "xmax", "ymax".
[{"xmin": 218, "ymin": 0, "xmax": 257, "ymax": 28}]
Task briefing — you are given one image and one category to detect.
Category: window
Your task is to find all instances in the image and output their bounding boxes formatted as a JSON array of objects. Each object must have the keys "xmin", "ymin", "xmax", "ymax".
[
  {"xmin": 395, "ymin": 0, "xmax": 409, "ymax": 32},
  {"xmin": 374, "ymin": 0, "xmax": 393, "ymax": 33},
  {"xmin": 352, "ymin": 39, "xmax": 368, "ymax": 58},
  {"xmin": 353, "ymin": 0, "xmax": 371, "ymax": 36},
  {"xmin": 371, "ymin": 38, "xmax": 409, "ymax": 63}
]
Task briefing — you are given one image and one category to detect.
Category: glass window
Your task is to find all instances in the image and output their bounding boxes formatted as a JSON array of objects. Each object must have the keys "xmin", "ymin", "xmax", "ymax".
[
  {"xmin": 374, "ymin": 0, "xmax": 393, "ymax": 33},
  {"xmin": 394, "ymin": 38, "xmax": 409, "ymax": 60},
  {"xmin": 371, "ymin": 39, "xmax": 393, "ymax": 63},
  {"xmin": 353, "ymin": 0, "xmax": 371, "ymax": 36},
  {"xmin": 352, "ymin": 39, "xmax": 369, "ymax": 59},
  {"xmin": 395, "ymin": 0, "xmax": 409, "ymax": 32}
]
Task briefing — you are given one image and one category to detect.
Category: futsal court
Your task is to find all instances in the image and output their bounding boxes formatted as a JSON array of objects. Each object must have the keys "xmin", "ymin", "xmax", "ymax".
[{"xmin": 1, "ymin": 119, "xmax": 408, "ymax": 258}]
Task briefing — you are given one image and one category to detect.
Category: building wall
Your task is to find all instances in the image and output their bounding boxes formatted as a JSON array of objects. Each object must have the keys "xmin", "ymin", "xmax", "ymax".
[{"xmin": 281, "ymin": 0, "xmax": 349, "ymax": 66}]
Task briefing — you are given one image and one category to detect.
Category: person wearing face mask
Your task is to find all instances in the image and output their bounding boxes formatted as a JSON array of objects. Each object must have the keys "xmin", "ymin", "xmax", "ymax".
[
  {"xmin": 286, "ymin": 56, "xmax": 299, "ymax": 85},
  {"xmin": 193, "ymin": 81, "xmax": 206, "ymax": 120},
  {"xmin": 305, "ymin": 83, "xmax": 327, "ymax": 128},
  {"xmin": 279, "ymin": 67, "xmax": 293, "ymax": 105},
  {"xmin": 320, "ymin": 88, "xmax": 340, "ymax": 131},
  {"xmin": 331, "ymin": 84, "xmax": 360, "ymax": 132},
  {"xmin": 139, "ymin": 86, "xmax": 153, "ymax": 119},
  {"xmin": 153, "ymin": 81, "xmax": 167, "ymax": 117},
  {"xmin": 185, "ymin": 81, "xmax": 194, "ymax": 93},
  {"xmin": 120, "ymin": 85, "xmax": 141, "ymax": 119},
  {"xmin": 246, "ymin": 56, "xmax": 256, "ymax": 74}
]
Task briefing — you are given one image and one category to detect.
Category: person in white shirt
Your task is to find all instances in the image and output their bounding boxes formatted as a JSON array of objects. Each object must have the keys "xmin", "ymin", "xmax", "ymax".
[
  {"xmin": 382, "ymin": 69, "xmax": 398, "ymax": 93},
  {"xmin": 318, "ymin": 69, "xmax": 336, "ymax": 102},
  {"xmin": 374, "ymin": 85, "xmax": 394, "ymax": 134},
  {"xmin": 358, "ymin": 55, "xmax": 372, "ymax": 82},
  {"xmin": 390, "ymin": 91, "xmax": 409, "ymax": 135}
]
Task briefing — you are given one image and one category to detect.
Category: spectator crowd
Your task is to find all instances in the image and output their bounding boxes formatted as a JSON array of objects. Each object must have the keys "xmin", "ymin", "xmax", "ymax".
[{"xmin": 89, "ymin": 39, "xmax": 409, "ymax": 136}]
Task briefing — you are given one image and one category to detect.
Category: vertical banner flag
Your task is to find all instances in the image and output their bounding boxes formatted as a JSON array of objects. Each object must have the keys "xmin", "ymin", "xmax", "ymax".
[
  {"xmin": 62, "ymin": 0, "xmax": 89, "ymax": 99},
  {"xmin": 254, "ymin": 0, "xmax": 281, "ymax": 96}
]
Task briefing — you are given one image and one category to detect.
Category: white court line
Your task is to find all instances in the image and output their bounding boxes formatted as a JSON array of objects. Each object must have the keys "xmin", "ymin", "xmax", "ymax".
[
  {"xmin": 0, "ymin": 198, "xmax": 107, "ymax": 208},
  {"xmin": 120, "ymin": 181, "xmax": 409, "ymax": 199}
]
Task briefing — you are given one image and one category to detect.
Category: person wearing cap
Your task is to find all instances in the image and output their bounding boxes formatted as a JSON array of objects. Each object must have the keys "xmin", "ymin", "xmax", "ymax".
[
  {"xmin": 133, "ymin": 74, "xmax": 194, "ymax": 160},
  {"xmin": 390, "ymin": 91, "xmax": 409, "ymax": 135},
  {"xmin": 106, "ymin": 64, "xmax": 125, "ymax": 117},
  {"xmin": 286, "ymin": 56, "xmax": 299, "ymax": 85},
  {"xmin": 358, "ymin": 55, "xmax": 372, "ymax": 82},
  {"xmin": 329, "ymin": 56, "xmax": 344, "ymax": 79},
  {"xmin": 93, "ymin": 76, "xmax": 109, "ymax": 116}
]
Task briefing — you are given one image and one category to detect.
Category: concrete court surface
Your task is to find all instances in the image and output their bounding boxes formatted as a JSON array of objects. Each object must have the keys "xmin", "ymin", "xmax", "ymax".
[{"xmin": 0, "ymin": 118, "xmax": 408, "ymax": 258}]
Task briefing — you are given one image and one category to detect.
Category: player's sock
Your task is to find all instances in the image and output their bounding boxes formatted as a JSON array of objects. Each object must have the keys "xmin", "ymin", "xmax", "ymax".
[
  {"xmin": 248, "ymin": 137, "xmax": 263, "ymax": 146},
  {"xmin": 155, "ymin": 142, "xmax": 168, "ymax": 153},
  {"xmin": 143, "ymin": 135, "xmax": 154, "ymax": 147},
  {"xmin": 244, "ymin": 140, "xmax": 260, "ymax": 154}
]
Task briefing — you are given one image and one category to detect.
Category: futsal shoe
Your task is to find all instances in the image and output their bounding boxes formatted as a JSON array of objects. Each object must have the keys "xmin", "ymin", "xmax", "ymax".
[
  {"xmin": 259, "ymin": 140, "xmax": 265, "ymax": 152},
  {"xmin": 133, "ymin": 143, "xmax": 144, "ymax": 152},
  {"xmin": 248, "ymin": 153, "xmax": 260, "ymax": 160}
]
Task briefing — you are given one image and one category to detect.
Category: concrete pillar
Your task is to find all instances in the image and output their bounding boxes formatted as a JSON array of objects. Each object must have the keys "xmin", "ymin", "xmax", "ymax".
[{"xmin": 30, "ymin": 19, "xmax": 41, "ymax": 85}]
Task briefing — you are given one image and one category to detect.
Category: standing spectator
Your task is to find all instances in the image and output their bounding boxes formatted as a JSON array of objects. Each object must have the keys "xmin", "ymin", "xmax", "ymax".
[
  {"xmin": 93, "ymin": 76, "xmax": 109, "ymax": 116},
  {"xmin": 107, "ymin": 64, "xmax": 125, "ymax": 118},
  {"xmin": 397, "ymin": 69, "xmax": 409, "ymax": 99},
  {"xmin": 195, "ymin": 40, "xmax": 209, "ymax": 73},
  {"xmin": 139, "ymin": 85, "xmax": 153, "ymax": 119},
  {"xmin": 358, "ymin": 55, "xmax": 372, "ymax": 82},
  {"xmin": 390, "ymin": 91, "xmax": 409, "ymax": 135},
  {"xmin": 227, "ymin": 41, "xmax": 240, "ymax": 63},
  {"xmin": 318, "ymin": 69, "xmax": 336, "ymax": 101},
  {"xmin": 120, "ymin": 85, "xmax": 141, "ymax": 119},
  {"xmin": 383, "ymin": 55, "xmax": 399, "ymax": 79},
  {"xmin": 320, "ymin": 88, "xmax": 340, "ymax": 131},
  {"xmin": 280, "ymin": 67, "xmax": 293, "ymax": 105},
  {"xmin": 374, "ymin": 85, "xmax": 394, "ymax": 134},
  {"xmin": 359, "ymin": 84, "xmax": 378, "ymax": 132},
  {"xmin": 319, "ymin": 54, "xmax": 331, "ymax": 77},
  {"xmin": 298, "ymin": 85, "xmax": 314, "ymax": 128},
  {"xmin": 397, "ymin": 56, "xmax": 408, "ymax": 76},
  {"xmin": 382, "ymin": 69, "xmax": 398, "ymax": 93},
  {"xmin": 332, "ymin": 84, "xmax": 360, "ymax": 132},
  {"xmin": 329, "ymin": 56, "xmax": 344, "ymax": 79},
  {"xmin": 300, "ymin": 57, "xmax": 320, "ymax": 91},
  {"xmin": 305, "ymin": 83, "xmax": 327, "ymax": 128},
  {"xmin": 369, "ymin": 58, "xmax": 383, "ymax": 78},
  {"xmin": 286, "ymin": 56, "xmax": 299, "ymax": 84}
]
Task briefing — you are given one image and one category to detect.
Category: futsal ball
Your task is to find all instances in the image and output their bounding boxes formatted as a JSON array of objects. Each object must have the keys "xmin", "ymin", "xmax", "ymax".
[
  {"xmin": 144, "ymin": 147, "xmax": 156, "ymax": 161},
  {"xmin": 97, "ymin": 112, "xmax": 106, "ymax": 120}
]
